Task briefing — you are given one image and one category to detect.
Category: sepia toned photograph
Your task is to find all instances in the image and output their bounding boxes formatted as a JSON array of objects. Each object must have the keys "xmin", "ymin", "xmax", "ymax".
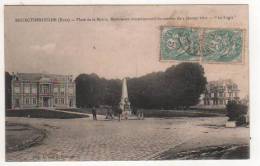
[{"xmin": 4, "ymin": 5, "xmax": 249, "ymax": 161}]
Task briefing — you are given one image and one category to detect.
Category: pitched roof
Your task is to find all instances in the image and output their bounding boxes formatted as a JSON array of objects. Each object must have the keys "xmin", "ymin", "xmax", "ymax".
[
  {"xmin": 15, "ymin": 73, "xmax": 73, "ymax": 82},
  {"xmin": 206, "ymin": 79, "xmax": 239, "ymax": 91}
]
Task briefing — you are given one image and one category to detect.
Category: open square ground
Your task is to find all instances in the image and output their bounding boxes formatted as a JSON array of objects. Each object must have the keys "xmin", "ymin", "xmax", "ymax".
[{"xmin": 6, "ymin": 116, "xmax": 249, "ymax": 161}]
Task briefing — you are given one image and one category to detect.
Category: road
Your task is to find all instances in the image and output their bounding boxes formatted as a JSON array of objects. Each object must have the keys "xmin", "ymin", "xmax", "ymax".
[{"xmin": 6, "ymin": 116, "xmax": 249, "ymax": 161}]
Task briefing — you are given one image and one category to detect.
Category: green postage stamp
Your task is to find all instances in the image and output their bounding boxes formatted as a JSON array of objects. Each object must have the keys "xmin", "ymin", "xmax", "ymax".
[
  {"xmin": 160, "ymin": 27, "xmax": 243, "ymax": 63},
  {"xmin": 160, "ymin": 27, "xmax": 200, "ymax": 61},
  {"xmin": 202, "ymin": 29, "xmax": 243, "ymax": 62}
]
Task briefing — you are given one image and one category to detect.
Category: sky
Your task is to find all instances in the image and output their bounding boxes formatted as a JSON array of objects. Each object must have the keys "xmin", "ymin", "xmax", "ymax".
[{"xmin": 4, "ymin": 5, "xmax": 249, "ymax": 98}]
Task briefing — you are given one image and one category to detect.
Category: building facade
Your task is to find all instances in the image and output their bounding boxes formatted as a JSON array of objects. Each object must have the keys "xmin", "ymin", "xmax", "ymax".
[
  {"xmin": 201, "ymin": 79, "xmax": 240, "ymax": 106},
  {"xmin": 11, "ymin": 73, "xmax": 76, "ymax": 109}
]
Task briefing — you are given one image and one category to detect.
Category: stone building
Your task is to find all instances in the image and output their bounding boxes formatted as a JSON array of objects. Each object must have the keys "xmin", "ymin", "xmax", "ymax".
[
  {"xmin": 11, "ymin": 73, "xmax": 76, "ymax": 109},
  {"xmin": 201, "ymin": 79, "xmax": 240, "ymax": 106}
]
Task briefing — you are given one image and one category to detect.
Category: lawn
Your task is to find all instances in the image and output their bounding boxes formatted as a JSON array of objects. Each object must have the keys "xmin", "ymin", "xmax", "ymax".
[
  {"xmin": 140, "ymin": 109, "xmax": 226, "ymax": 118},
  {"xmin": 6, "ymin": 122, "xmax": 46, "ymax": 153},
  {"xmin": 60, "ymin": 107, "xmax": 226, "ymax": 118},
  {"xmin": 6, "ymin": 109, "xmax": 89, "ymax": 119}
]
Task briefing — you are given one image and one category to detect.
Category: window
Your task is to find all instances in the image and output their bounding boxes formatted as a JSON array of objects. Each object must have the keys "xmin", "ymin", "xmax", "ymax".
[
  {"xmin": 15, "ymin": 98, "xmax": 20, "ymax": 107},
  {"xmin": 24, "ymin": 98, "xmax": 30, "ymax": 105},
  {"xmin": 220, "ymin": 100, "xmax": 223, "ymax": 105},
  {"xmin": 60, "ymin": 87, "xmax": 65, "ymax": 96},
  {"xmin": 55, "ymin": 98, "xmax": 58, "ymax": 104},
  {"xmin": 214, "ymin": 93, "xmax": 218, "ymax": 97},
  {"xmin": 14, "ymin": 87, "xmax": 20, "ymax": 93},
  {"xmin": 41, "ymin": 85, "xmax": 49, "ymax": 94},
  {"xmin": 53, "ymin": 87, "xmax": 58, "ymax": 94},
  {"xmin": 211, "ymin": 93, "xmax": 214, "ymax": 98},
  {"xmin": 229, "ymin": 93, "xmax": 233, "ymax": 97},
  {"xmin": 32, "ymin": 98, "xmax": 37, "ymax": 105},
  {"xmin": 69, "ymin": 87, "xmax": 74, "ymax": 95},
  {"xmin": 32, "ymin": 87, "xmax": 37, "ymax": 94},
  {"xmin": 43, "ymin": 86, "xmax": 49, "ymax": 94},
  {"xmin": 60, "ymin": 98, "xmax": 65, "ymax": 104},
  {"xmin": 24, "ymin": 86, "xmax": 30, "ymax": 93},
  {"xmin": 235, "ymin": 92, "xmax": 238, "ymax": 97},
  {"xmin": 69, "ymin": 98, "xmax": 73, "ymax": 107},
  {"xmin": 219, "ymin": 93, "xmax": 223, "ymax": 97}
]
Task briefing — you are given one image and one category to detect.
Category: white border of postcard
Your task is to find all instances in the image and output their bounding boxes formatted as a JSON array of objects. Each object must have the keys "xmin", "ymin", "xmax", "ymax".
[{"xmin": 0, "ymin": 0, "xmax": 259, "ymax": 166}]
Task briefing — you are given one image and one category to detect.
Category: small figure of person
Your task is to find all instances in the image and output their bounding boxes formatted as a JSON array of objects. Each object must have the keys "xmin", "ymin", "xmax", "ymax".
[
  {"xmin": 140, "ymin": 110, "xmax": 144, "ymax": 120},
  {"xmin": 108, "ymin": 107, "xmax": 114, "ymax": 120},
  {"xmin": 105, "ymin": 107, "xmax": 109, "ymax": 119},
  {"xmin": 106, "ymin": 107, "xmax": 113, "ymax": 120},
  {"xmin": 123, "ymin": 105, "xmax": 129, "ymax": 120},
  {"xmin": 118, "ymin": 106, "xmax": 123, "ymax": 121},
  {"xmin": 137, "ymin": 109, "xmax": 144, "ymax": 120},
  {"xmin": 123, "ymin": 110, "xmax": 128, "ymax": 120},
  {"xmin": 132, "ymin": 106, "xmax": 137, "ymax": 115},
  {"xmin": 92, "ymin": 106, "xmax": 97, "ymax": 120}
]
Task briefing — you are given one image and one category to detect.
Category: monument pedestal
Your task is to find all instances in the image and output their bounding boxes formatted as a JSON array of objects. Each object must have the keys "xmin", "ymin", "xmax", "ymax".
[{"xmin": 225, "ymin": 121, "xmax": 236, "ymax": 128}]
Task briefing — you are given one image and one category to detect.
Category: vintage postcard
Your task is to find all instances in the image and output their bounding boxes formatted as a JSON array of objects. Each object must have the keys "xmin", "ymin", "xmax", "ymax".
[{"xmin": 4, "ymin": 5, "xmax": 249, "ymax": 161}]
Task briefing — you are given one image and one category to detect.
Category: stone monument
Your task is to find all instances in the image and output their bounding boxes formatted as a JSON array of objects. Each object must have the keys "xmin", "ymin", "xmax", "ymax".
[{"xmin": 119, "ymin": 78, "xmax": 131, "ymax": 117}]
